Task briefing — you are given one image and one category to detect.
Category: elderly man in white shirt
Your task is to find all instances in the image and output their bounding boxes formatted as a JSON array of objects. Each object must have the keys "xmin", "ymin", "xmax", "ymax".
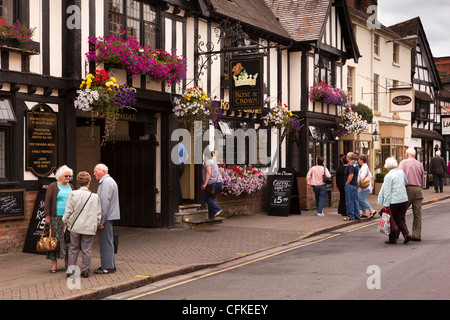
[{"xmin": 93, "ymin": 163, "xmax": 120, "ymax": 274}]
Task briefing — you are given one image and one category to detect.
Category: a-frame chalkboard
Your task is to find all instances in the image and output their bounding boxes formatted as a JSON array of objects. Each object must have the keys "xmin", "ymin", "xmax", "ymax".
[{"xmin": 268, "ymin": 168, "xmax": 301, "ymax": 216}]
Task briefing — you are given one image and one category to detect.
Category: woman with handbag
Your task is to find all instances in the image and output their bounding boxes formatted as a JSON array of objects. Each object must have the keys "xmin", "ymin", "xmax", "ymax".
[
  {"xmin": 201, "ymin": 149, "xmax": 223, "ymax": 220},
  {"xmin": 377, "ymin": 157, "xmax": 413, "ymax": 244},
  {"xmin": 63, "ymin": 172, "xmax": 101, "ymax": 278},
  {"xmin": 306, "ymin": 156, "xmax": 331, "ymax": 217},
  {"xmin": 357, "ymin": 155, "xmax": 377, "ymax": 219},
  {"xmin": 44, "ymin": 165, "xmax": 74, "ymax": 273}
]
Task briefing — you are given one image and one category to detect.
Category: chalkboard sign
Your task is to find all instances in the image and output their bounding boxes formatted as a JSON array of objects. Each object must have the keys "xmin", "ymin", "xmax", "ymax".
[
  {"xmin": 23, "ymin": 179, "xmax": 53, "ymax": 254},
  {"xmin": 0, "ymin": 189, "xmax": 25, "ymax": 220},
  {"xmin": 268, "ymin": 169, "xmax": 301, "ymax": 216}
]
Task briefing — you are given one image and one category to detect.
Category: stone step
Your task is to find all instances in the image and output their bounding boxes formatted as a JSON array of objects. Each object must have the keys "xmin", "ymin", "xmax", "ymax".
[{"xmin": 174, "ymin": 206, "xmax": 225, "ymax": 229}]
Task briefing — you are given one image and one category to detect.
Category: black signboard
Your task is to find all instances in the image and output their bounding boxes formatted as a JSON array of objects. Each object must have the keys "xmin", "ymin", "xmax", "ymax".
[
  {"xmin": 0, "ymin": 189, "xmax": 25, "ymax": 220},
  {"xmin": 23, "ymin": 179, "xmax": 53, "ymax": 254},
  {"xmin": 268, "ymin": 169, "xmax": 301, "ymax": 216},
  {"xmin": 229, "ymin": 57, "xmax": 263, "ymax": 110},
  {"xmin": 26, "ymin": 104, "xmax": 57, "ymax": 177}
]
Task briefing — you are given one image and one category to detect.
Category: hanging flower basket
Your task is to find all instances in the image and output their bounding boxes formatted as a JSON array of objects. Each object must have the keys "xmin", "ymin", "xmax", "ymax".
[
  {"xmin": 172, "ymin": 87, "xmax": 221, "ymax": 129},
  {"xmin": 86, "ymin": 35, "xmax": 186, "ymax": 84},
  {"xmin": 74, "ymin": 69, "xmax": 137, "ymax": 144},
  {"xmin": 218, "ymin": 165, "xmax": 267, "ymax": 197},
  {"xmin": 337, "ymin": 107, "xmax": 368, "ymax": 138},
  {"xmin": 262, "ymin": 103, "xmax": 302, "ymax": 142},
  {"xmin": 309, "ymin": 81, "xmax": 352, "ymax": 107}
]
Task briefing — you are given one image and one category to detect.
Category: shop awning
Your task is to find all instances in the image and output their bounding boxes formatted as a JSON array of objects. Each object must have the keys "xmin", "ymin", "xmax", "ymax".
[
  {"xmin": 411, "ymin": 127, "xmax": 443, "ymax": 141},
  {"xmin": 415, "ymin": 90, "xmax": 434, "ymax": 103}
]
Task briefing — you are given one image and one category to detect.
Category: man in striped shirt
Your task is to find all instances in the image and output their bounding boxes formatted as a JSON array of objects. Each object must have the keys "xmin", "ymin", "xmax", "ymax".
[{"xmin": 398, "ymin": 148, "xmax": 425, "ymax": 242}]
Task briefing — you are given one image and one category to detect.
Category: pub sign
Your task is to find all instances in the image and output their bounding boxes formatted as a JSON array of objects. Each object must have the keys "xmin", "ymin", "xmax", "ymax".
[
  {"xmin": 229, "ymin": 57, "xmax": 264, "ymax": 110},
  {"xmin": 442, "ymin": 116, "xmax": 450, "ymax": 136},
  {"xmin": 26, "ymin": 104, "xmax": 57, "ymax": 177}
]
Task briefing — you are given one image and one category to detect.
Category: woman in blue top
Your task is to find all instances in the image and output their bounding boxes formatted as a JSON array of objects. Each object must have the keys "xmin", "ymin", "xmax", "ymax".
[
  {"xmin": 377, "ymin": 157, "xmax": 412, "ymax": 244},
  {"xmin": 44, "ymin": 165, "xmax": 74, "ymax": 273}
]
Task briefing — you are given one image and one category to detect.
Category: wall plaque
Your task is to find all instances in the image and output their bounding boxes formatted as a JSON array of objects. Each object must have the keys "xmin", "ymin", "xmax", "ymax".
[{"xmin": 26, "ymin": 104, "xmax": 57, "ymax": 177}]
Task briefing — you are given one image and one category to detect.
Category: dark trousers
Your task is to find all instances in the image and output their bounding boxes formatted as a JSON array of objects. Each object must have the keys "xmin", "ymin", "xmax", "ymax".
[
  {"xmin": 389, "ymin": 201, "xmax": 410, "ymax": 242},
  {"xmin": 177, "ymin": 163, "xmax": 185, "ymax": 205},
  {"xmin": 433, "ymin": 173, "xmax": 444, "ymax": 192},
  {"xmin": 338, "ymin": 186, "xmax": 346, "ymax": 215}
]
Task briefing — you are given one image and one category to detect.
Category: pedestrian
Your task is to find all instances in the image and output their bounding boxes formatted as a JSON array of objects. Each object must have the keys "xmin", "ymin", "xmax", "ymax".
[
  {"xmin": 177, "ymin": 137, "xmax": 189, "ymax": 205},
  {"xmin": 63, "ymin": 172, "xmax": 102, "ymax": 278},
  {"xmin": 398, "ymin": 147, "xmax": 424, "ymax": 242},
  {"xmin": 357, "ymin": 155, "xmax": 377, "ymax": 219},
  {"xmin": 44, "ymin": 165, "xmax": 74, "ymax": 273},
  {"xmin": 448, "ymin": 160, "xmax": 450, "ymax": 176},
  {"xmin": 377, "ymin": 157, "xmax": 413, "ymax": 244},
  {"xmin": 430, "ymin": 150, "xmax": 446, "ymax": 193},
  {"xmin": 343, "ymin": 152, "xmax": 360, "ymax": 221},
  {"xmin": 93, "ymin": 163, "xmax": 120, "ymax": 274},
  {"xmin": 201, "ymin": 148, "xmax": 223, "ymax": 220},
  {"xmin": 306, "ymin": 156, "xmax": 331, "ymax": 217},
  {"xmin": 336, "ymin": 156, "xmax": 348, "ymax": 216}
]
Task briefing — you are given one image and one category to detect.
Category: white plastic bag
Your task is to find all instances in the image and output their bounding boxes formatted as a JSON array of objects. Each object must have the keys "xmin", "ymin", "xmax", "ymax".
[{"xmin": 377, "ymin": 211, "xmax": 391, "ymax": 235}]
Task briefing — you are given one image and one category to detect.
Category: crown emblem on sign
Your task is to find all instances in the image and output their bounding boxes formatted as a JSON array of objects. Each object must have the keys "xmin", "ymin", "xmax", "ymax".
[{"xmin": 233, "ymin": 73, "xmax": 259, "ymax": 87}]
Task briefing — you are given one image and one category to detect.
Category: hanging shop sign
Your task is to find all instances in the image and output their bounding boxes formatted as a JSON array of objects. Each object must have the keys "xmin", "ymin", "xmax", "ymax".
[
  {"xmin": 390, "ymin": 87, "xmax": 414, "ymax": 112},
  {"xmin": 26, "ymin": 104, "xmax": 58, "ymax": 177},
  {"xmin": 229, "ymin": 57, "xmax": 264, "ymax": 110},
  {"xmin": 441, "ymin": 116, "xmax": 450, "ymax": 135}
]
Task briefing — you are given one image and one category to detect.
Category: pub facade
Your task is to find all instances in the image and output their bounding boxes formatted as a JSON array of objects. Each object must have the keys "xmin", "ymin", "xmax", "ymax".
[{"xmin": 0, "ymin": 0, "xmax": 309, "ymax": 254}]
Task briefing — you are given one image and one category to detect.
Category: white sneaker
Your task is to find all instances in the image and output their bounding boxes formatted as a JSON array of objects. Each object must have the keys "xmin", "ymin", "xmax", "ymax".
[{"xmin": 317, "ymin": 212, "xmax": 325, "ymax": 217}]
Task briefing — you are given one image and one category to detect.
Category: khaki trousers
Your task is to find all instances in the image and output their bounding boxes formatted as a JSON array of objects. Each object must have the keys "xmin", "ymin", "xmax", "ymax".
[{"xmin": 406, "ymin": 186, "xmax": 423, "ymax": 239}]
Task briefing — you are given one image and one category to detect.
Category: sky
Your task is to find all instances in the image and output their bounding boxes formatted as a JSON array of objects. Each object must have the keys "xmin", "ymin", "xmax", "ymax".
[{"xmin": 377, "ymin": 0, "xmax": 450, "ymax": 57}]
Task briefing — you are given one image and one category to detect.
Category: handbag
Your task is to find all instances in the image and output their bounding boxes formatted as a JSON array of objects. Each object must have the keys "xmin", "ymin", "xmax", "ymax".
[
  {"xmin": 205, "ymin": 183, "xmax": 216, "ymax": 197},
  {"xmin": 64, "ymin": 192, "xmax": 92, "ymax": 243},
  {"xmin": 377, "ymin": 207, "xmax": 397, "ymax": 235},
  {"xmin": 322, "ymin": 166, "xmax": 332, "ymax": 184},
  {"xmin": 36, "ymin": 224, "xmax": 60, "ymax": 253},
  {"xmin": 359, "ymin": 175, "xmax": 371, "ymax": 188}
]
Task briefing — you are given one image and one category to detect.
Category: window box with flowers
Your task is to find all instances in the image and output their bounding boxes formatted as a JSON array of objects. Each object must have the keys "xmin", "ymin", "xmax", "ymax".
[
  {"xmin": 262, "ymin": 103, "xmax": 302, "ymax": 143},
  {"xmin": 218, "ymin": 165, "xmax": 267, "ymax": 197},
  {"xmin": 308, "ymin": 81, "xmax": 351, "ymax": 107},
  {"xmin": 74, "ymin": 69, "xmax": 137, "ymax": 145},
  {"xmin": 0, "ymin": 21, "xmax": 39, "ymax": 55},
  {"xmin": 172, "ymin": 87, "xmax": 221, "ymax": 129},
  {"xmin": 86, "ymin": 35, "xmax": 186, "ymax": 85}
]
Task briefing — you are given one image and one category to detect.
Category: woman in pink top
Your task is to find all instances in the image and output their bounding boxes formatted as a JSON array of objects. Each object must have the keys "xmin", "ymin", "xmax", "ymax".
[{"xmin": 307, "ymin": 156, "xmax": 331, "ymax": 216}]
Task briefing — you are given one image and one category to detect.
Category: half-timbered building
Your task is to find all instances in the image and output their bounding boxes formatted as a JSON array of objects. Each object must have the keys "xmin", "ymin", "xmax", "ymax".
[
  {"xmin": 265, "ymin": 0, "xmax": 360, "ymax": 209},
  {"xmin": 390, "ymin": 17, "xmax": 443, "ymax": 186}
]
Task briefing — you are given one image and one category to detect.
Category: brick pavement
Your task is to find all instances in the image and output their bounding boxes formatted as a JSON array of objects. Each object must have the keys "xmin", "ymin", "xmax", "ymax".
[{"xmin": 0, "ymin": 187, "xmax": 449, "ymax": 300}]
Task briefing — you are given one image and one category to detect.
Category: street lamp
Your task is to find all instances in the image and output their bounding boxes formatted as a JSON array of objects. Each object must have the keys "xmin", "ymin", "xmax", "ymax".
[{"xmin": 372, "ymin": 123, "xmax": 380, "ymax": 142}]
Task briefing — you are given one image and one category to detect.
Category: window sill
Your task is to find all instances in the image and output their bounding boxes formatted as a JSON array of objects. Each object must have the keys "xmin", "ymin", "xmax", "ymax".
[
  {"xmin": 0, "ymin": 39, "xmax": 40, "ymax": 55},
  {"xmin": 392, "ymin": 62, "xmax": 400, "ymax": 67}
]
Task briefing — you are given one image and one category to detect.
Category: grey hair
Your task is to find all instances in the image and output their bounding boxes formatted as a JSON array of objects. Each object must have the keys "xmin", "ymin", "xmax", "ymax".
[
  {"xmin": 55, "ymin": 165, "xmax": 73, "ymax": 180},
  {"xmin": 95, "ymin": 163, "xmax": 109, "ymax": 173},
  {"xmin": 384, "ymin": 157, "xmax": 398, "ymax": 170},
  {"xmin": 405, "ymin": 147, "xmax": 416, "ymax": 156},
  {"xmin": 436, "ymin": 150, "xmax": 441, "ymax": 156},
  {"xmin": 346, "ymin": 152, "xmax": 356, "ymax": 160}
]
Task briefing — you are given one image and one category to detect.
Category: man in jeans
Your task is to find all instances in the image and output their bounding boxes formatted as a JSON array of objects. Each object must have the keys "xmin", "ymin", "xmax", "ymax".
[
  {"xmin": 398, "ymin": 148, "xmax": 424, "ymax": 241},
  {"xmin": 344, "ymin": 152, "xmax": 360, "ymax": 221}
]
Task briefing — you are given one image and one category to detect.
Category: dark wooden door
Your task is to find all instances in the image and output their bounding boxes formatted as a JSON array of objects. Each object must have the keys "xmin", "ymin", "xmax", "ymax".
[{"xmin": 102, "ymin": 137, "xmax": 158, "ymax": 227}]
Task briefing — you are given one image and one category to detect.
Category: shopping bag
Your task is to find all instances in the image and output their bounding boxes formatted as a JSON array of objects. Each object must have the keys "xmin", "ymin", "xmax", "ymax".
[{"xmin": 377, "ymin": 208, "xmax": 392, "ymax": 236}]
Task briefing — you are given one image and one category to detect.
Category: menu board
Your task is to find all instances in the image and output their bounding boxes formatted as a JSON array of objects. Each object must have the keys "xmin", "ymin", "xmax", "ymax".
[
  {"xmin": 26, "ymin": 104, "xmax": 57, "ymax": 177},
  {"xmin": 268, "ymin": 169, "xmax": 301, "ymax": 216},
  {"xmin": 23, "ymin": 180, "xmax": 53, "ymax": 254},
  {"xmin": 0, "ymin": 189, "xmax": 24, "ymax": 219}
]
